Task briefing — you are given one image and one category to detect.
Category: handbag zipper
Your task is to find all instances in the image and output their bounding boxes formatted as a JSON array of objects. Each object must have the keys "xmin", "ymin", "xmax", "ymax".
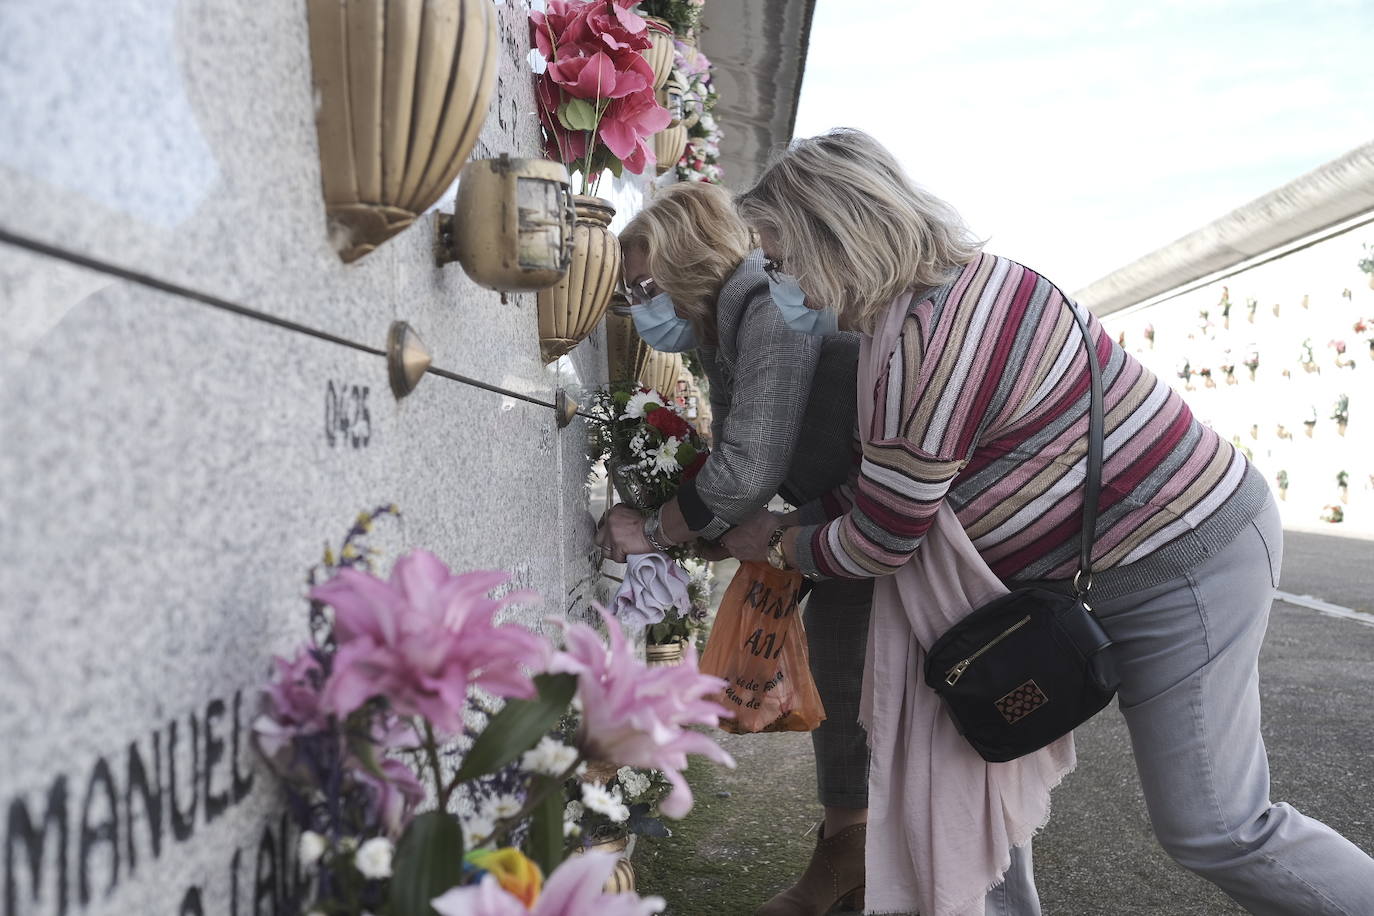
[{"xmin": 944, "ymin": 615, "xmax": 1032, "ymax": 686}]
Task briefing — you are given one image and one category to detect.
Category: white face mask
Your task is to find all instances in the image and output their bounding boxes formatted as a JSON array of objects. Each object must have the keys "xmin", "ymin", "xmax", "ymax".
[
  {"xmin": 768, "ymin": 273, "xmax": 839, "ymax": 336},
  {"xmin": 632, "ymin": 291, "xmax": 698, "ymax": 352}
]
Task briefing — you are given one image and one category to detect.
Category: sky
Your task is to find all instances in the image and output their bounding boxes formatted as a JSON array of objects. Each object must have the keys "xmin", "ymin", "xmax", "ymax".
[{"xmin": 792, "ymin": 0, "xmax": 1374, "ymax": 292}]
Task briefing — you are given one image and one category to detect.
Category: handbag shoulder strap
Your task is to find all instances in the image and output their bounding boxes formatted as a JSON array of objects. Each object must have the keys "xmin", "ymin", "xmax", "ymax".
[{"xmin": 1066, "ymin": 299, "xmax": 1103, "ymax": 597}]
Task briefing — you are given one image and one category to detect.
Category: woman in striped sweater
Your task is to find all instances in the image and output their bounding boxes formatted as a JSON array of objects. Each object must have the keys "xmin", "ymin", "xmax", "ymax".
[{"xmin": 730, "ymin": 129, "xmax": 1374, "ymax": 914}]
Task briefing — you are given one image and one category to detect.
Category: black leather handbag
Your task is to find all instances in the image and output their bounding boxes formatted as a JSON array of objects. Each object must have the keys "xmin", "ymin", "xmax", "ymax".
[{"xmin": 923, "ymin": 300, "xmax": 1120, "ymax": 763}]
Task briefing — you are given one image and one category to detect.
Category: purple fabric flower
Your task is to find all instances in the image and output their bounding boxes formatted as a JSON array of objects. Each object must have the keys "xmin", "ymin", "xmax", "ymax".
[
  {"xmin": 431, "ymin": 851, "xmax": 665, "ymax": 915},
  {"xmin": 356, "ymin": 757, "xmax": 426, "ymax": 837},
  {"xmin": 254, "ymin": 648, "xmax": 330, "ymax": 759},
  {"xmin": 611, "ymin": 554, "xmax": 692, "ymax": 627},
  {"xmin": 310, "ymin": 550, "xmax": 549, "ymax": 735},
  {"xmin": 550, "ymin": 608, "xmax": 734, "ymax": 819}
]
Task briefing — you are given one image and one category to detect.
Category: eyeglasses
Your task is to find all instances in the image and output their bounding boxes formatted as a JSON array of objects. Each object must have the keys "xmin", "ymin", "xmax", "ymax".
[{"xmin": 626, "ymin": 276, "xmax": 659, "ymax": 306}]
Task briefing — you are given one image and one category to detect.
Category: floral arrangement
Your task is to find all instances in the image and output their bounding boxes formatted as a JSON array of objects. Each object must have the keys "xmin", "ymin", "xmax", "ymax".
[
  {"xmin": 1243, "ymin": 350, "xmax": 1260, "ymax": 380},
  {"xmin": 1298, "ymin": 338, "xmax": 1318, "ymax": 372},
  {"xmin": 531, "ymin": 0, "xmax": 673, "ymax": 195},
  {"xmin": 1337, "ymin": 470, "xmax": 1350, "ymax": 490},
  {"xmin": 587, "ymin": 381, "xmax": 709, "ymax": 511},
  {"xmin": 1198, "ymin": 366, "xmax": 1214, "ymax": 387},
  {"xmin": 1143, "ymin": 323, "xmax": 1154, "ymax": 348},
  {"xmin": 634, "ymin": 0, "xmax": 705, "ymax": 37},
  {"xmin": 564, "ymin": 762, "xmax": 673, "ymax": 844},
  {"xmin": 1246, "ymin": 296, "xmax": 1258, "ymax": 323},
  {"xmin": 1358, "ymin": 243, "xmax": 1374, "ymax": 276},
  {"xmin": 1218, "ymin": 286, "xmax": 1231, "ymax": 326},
  {"xmin": 1218, "ymin": 352, "xmax": 1236, "ymax": 384},
  {"xmin": 254, "ymin": 508, "xmax": 733, "ymax": 915},
  {"xmin": 1329, "ymin": 339, "xmax": 1355, "ymax": 369},
  {"xmin": 673, "ymin": 43, "xmax": 723, "ymax": 184},
  {"xmin": 1321, "ymin": 504, "xmax": 1345, "ymax": 524},
  {"xmin": 1276, "ymin": 470, "xmax": 1289, "ymax": 492},
  {"xmin": 1175, "ymin": 358, "xmax": 1192, "ymax": 387},
  {"xmin": 1330, "ymin": 392, "xmax": 1352, "ymax": 425}
]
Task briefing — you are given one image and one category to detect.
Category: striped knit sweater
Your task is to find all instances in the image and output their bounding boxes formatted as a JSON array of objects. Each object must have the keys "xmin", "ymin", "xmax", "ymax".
[{"xmin": 794, "ymin": 253, "xmax": 1271, "ymax": 599}]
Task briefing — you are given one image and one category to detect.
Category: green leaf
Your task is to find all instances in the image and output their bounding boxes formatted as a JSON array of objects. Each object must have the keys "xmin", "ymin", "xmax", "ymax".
[
  {"xmin": 558, "ymin": 97, "xmax": 599, "ymax": 131},
  {"xmin": 675, "ymin": 442, "xmax": 696, "ymax": 465},
  {"xmin": 527, "ymin": 774, "xmax": 565, "ymax": 878},
  {"xmin": 455, "ymin": 673, "xmax": 578, "ymax": 781},
  {"xmin": 642, "ymin": 402, "xmax": 660, "ymax": 413},
  {"xmin": 605, "ymin": 155, "xmax": 625, "ymax": 178},
  {"xmin": 388, "ymin": 811, "xmax": 466, "ymax": 916}
]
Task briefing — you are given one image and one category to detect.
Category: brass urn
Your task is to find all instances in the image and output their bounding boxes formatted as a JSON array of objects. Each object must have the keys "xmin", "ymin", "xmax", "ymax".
[
  {"xmin": 642, "ymin": 17, "xmax": 676, "ymax": 91},
  {"xmin": 639, "ymin": 349, "xmax": 682, "ymax": 397},
  {"xmin": 306, "ymin": 0, "xmax": 498, "ymax": 262},
  {"xmin": 537, "ymin": 196, "xmax": 621, "ymax": 363},
  {"xmin": 653, "ymin": 123, "xmax": 688, "ymax": 176},
  {"xmin": 605, "ymin": 303, "xmax": 652, "ymax": 383}
]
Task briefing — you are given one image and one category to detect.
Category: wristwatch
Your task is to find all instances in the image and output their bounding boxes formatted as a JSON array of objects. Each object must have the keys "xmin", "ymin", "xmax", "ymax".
[
  {"xmin": 643, "ymin": 510, "xmax": 674, "ymax": 553},
  {"xmin": 766, "ymin": 526, "xmax": 791, "ymax": 570}
]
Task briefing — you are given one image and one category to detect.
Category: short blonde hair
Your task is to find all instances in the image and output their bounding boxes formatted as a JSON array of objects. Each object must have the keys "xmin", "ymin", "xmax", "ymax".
[
  {"xmin": 620, "ymin": 182, "xmax": 753, "ymax": 342},
  {"xmin": 736, "ymin": 129, "xmax": 983, "ymax": 332}
]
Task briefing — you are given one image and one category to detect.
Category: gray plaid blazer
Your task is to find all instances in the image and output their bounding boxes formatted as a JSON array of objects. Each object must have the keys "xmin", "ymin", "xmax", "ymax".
[{"xmin": 676, "ymin": 251, "xmax": 860, "ymax": 540}]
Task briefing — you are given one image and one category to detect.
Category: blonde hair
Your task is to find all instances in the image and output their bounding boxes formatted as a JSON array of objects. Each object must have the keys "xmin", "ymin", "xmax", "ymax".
[
  {"xmin": 620, "ymin": 182, "xmax": 753, "ymax": 342},
  {"xmin": 736, "ymin": 128, "xmax": 983, "ymax": 332}
]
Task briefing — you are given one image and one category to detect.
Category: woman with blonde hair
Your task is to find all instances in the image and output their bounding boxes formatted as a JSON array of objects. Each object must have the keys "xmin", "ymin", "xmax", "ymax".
[
  {"xmin": 729, "ymin": 128, "xmax": 1374, "ymax": 914},
  {"xmin": 595, "ymin": 181, "xmax": 875, "ymax": 914}
]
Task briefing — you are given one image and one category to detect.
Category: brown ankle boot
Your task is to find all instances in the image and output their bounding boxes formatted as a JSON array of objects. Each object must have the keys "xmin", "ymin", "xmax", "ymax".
[{"xmin": 754, "ymin": 822, "xmax": 865, "ymax": 915}]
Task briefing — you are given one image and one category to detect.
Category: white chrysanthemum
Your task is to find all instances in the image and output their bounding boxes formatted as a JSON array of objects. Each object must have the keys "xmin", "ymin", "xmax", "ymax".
[
  {"xmin": 653, "ymin": 437, "xmax": 682, "ymax": 474},
  {"xmin": 617, "ymin": 766, "xmax": 651, "ymax": 799},
  {"xmin": 482, "ymin": 794, "xmax": 524, "ymax": 821},
  {"xmin": 354, "ymin": 837, "xmax": 394, "ymax": 880},
  {"xmin": 298, "ymin": 831, "xmax": 326, "ymax": 871},
  {"xmin": 462, "ymin": 815, "xmax": 495, "ymax": 848},
  {"xmin": 521, "ymin": 735, "xmax": 580, "ymax": 776},
  {"xmin": 623, "ymin": 390, "xmax": 664, "ymax": 420},
  {"xmin": 581, "ymin": 783, "xmax": 630, "ymax": 822}
]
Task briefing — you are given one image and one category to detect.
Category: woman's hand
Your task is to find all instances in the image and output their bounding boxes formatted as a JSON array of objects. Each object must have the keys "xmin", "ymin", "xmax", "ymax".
[
  {"xmin": 722, "ymin": 508, "xmax": 783, "ymax": 563},
  {"xmin": 692, "ymin": 540, "xmax": 732, "ymax": 561},
  {"xmin": 595, "ymin": 505, "xmax": 656, "ymax": 563}
]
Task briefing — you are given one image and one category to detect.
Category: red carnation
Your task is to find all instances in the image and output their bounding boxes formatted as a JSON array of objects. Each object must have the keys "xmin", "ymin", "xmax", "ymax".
[{"xmin": 644, "ymin": 405, "xmax": 691, "ymax": 440}]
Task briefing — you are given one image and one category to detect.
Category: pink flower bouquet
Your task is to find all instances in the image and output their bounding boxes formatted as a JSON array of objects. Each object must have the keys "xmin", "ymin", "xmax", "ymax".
[
  {"xmin": 253, "ymin": 508, "xmax": 729, "ymax": 915},
  {"xmin": 530, "ymin": 0, "xmax": 672, "ymax": 193}
]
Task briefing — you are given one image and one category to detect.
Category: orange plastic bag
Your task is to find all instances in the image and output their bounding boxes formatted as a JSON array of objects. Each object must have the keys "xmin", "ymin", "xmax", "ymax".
[{"xmin": 699, "ymin": 561, "xmax": 826, "ymax": 733}]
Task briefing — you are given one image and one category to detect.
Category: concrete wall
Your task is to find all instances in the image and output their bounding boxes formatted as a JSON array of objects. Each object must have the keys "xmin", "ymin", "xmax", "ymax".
[
  {"xmin": 0, "ymin": 1, "xmax": 647, "ymax": 913},
  {"xmin": 1098, "ymin": 220, "xmax": 1374, "ymax": 537}
]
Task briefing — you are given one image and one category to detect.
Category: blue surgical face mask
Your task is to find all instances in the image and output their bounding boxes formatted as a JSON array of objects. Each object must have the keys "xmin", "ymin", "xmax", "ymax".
[
  {"xmin": 632, "ymin": 292, "xmax": 698, "ymax": 352},
  {"xmin": 769, "ymin": 274, "xmax": 839, "ymax": 336}
]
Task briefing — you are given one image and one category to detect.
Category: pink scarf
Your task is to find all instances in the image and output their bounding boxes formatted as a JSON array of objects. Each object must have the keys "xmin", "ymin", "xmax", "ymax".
[{"xmin": 858, "ymin": 292, "xmax": 1076, "ymax": 916}]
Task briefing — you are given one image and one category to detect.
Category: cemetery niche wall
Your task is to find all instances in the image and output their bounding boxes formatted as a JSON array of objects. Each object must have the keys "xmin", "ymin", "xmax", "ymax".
[{"xmin": 1100, "ymin": 222, "xmax": 1374, "ymax": 537}]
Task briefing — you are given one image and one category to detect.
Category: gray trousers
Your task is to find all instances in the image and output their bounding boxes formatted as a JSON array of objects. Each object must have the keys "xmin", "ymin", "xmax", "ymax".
[
  {"xmin": 1091, "ymin": 495, "xmax": 1374, "ymax": 913},
  {"xmin": 803, "ymin": 578, "xmax": 873, "ymax": 808}
]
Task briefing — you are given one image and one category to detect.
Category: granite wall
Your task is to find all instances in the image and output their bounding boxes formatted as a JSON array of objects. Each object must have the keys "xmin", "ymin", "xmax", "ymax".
[{"xmin": 0, "ymin": 1, "xmax": 646, "ymax": 913}]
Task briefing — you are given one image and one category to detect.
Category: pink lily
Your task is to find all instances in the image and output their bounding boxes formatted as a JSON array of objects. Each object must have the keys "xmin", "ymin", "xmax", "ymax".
[
  {"xmin": 431, "ymin": 851, "xmax": 665, "ymax": 916},
  {"xmin": 311, "ymin": 551, "xmax": 548, "ymax": 735},
  {"xmin": 550, "ymin": 608, "xmax": 734, "ymax": 818}
]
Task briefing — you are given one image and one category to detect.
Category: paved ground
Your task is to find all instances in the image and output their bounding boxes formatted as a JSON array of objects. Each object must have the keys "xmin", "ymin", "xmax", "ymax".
[
  {"xmin": 1276, "ymin": 528, "xmax": 1373, "ymax": 613},
  {"xmin": 636, "ymin": 532, "xmax": 1374, "ymax": 915}
]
